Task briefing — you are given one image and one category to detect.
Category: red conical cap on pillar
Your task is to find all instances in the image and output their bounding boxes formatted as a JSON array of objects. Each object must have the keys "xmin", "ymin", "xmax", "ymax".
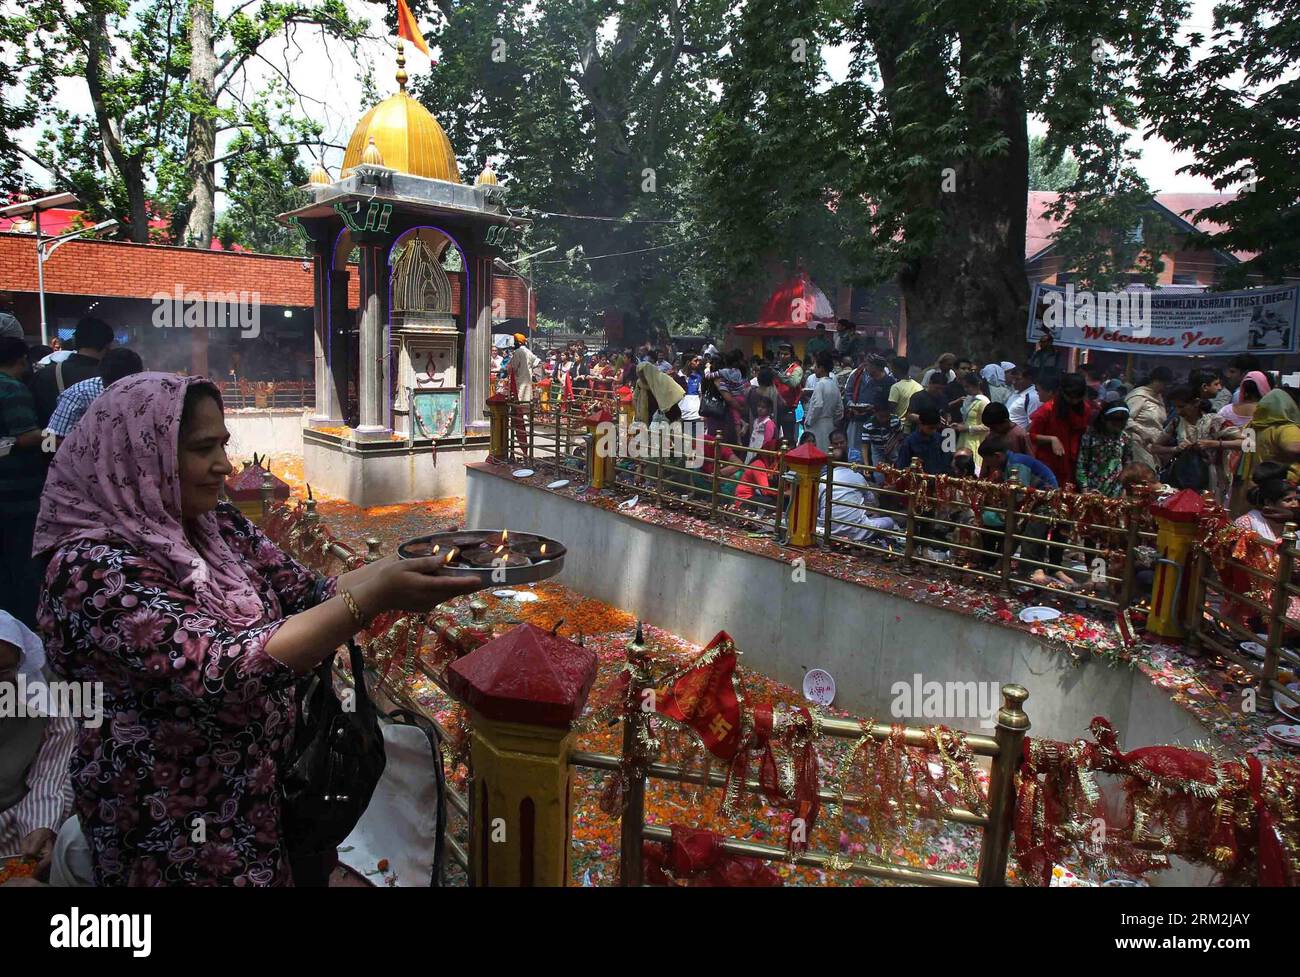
[
  {"xmin": 784, "ymin": 441, "xmax": 828, "ymax": 469},
  {"xmin": 447, "ymin": 623, "xmax": 599, "ymax": 727},
  {"xmin": 1151, "ymin": 488, "xmax": 1207, "ymax": 524}
]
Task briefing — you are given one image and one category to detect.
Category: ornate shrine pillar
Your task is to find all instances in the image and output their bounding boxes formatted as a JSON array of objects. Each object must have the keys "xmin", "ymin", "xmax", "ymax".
[
  {"xmin": 464, "ymin": 252, "xmax": 495, "ymax": 431},
  {"xmin": 310, "ymin": 236, "xmax": 344, "ymax": 426},
  {"xmin": 355, "ymin": 241, "xmax": 393, "ymax": 439}
]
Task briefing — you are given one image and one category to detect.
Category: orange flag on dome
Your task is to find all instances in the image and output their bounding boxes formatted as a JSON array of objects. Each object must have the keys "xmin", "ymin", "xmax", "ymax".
[{"xmin": 396, "ymin": 0, "xmax": 430, "ymax": 57}]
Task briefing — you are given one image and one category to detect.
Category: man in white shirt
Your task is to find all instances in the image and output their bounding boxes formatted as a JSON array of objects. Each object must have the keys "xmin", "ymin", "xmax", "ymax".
[
  {"xmin": 1005, "ymin": 366, "xmax": 1041, "ymax": 430},
  {"xmin": 508, "ymin": 333, "xmax": 542, "ymax": 402},
  {"xmin": 804, "ymin": 351, "xmax": 843, "ymax": 451},
  {"xmin": 818, "ymin": 431, "xmax": 897, "ymax": 542}
]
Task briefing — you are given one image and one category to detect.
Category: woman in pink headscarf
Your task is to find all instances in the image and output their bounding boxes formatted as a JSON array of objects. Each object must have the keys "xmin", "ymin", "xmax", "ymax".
[
  {"xmin": 1218, "ymin": 370, "xmax": 1270, "ymax": 428},
  {"xmin": 34, "ymin": 374, "xmax": 481, "ymax": 886}
]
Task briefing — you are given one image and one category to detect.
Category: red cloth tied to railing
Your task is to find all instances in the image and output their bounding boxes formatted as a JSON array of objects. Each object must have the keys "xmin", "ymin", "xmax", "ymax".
[
  {"xmin": 741, "ymin": 704, "xmax": 821, "ymax": 852},
  {"xmin": 642, "ymin": 825, "xmax": 783, "ymax": 886},
  {"xmin": 1015, "ymin": 717, "xmax": 1300, "ymax": 886}
]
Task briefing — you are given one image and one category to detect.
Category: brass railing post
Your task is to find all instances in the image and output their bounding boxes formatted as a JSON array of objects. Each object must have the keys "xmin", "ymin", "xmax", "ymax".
[
  {"xmin": 978, "ymin": 684, "xmax": 1029, "ymax": 886},
  {"xmin": 1000, "ymin": 469, "xmax": 1021, "ymax": 593},
  {"xmin": 824, "ymin": 457, "xmax": 835, "ymax": 544},
  {"xmin": 527, "ymin": 400, "xmax": 536, "ymax": 461},
  {"xmin": 1263, "ymin": 524, "xmax": 1298, "ymax": 711},
  {"xmin": 618, "ymin": 626, "xmax": 649, "ymax": 887},
  {"xmin": 773, "ymin": 447, "xmax": 786, "ymax": 538},
  {"xmin": 1118, "ymin": 500, "xmax": 1140, "ymax": 609},
  {"xmin": 902, "ymin": 459, "xmax": 920, "ymax": 568}
]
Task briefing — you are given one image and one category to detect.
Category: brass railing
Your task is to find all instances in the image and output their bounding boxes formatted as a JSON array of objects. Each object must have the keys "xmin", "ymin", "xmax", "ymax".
[
  {"xmin": 498, "ymin": 397, "xmax": 1157, "ymax": 615},
  {"xmin": 1187, "ymin": 519, "xmax": 1300, "ymax": 713},
  {"xmin": 570, "ymin": 673, "xmax": 1030, "ymax": 887}
]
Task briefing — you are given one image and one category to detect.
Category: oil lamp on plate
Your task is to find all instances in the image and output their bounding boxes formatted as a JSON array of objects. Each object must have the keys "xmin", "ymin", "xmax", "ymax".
[{"xmin": 397, "ymin": 528, "xmax": 567, "ymax": 584}]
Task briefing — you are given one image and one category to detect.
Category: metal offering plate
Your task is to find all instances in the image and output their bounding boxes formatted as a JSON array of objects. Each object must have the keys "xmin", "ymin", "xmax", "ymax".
[{"xmin": 396, "ymin": 529, "xmax": 567, "ymax": 585}]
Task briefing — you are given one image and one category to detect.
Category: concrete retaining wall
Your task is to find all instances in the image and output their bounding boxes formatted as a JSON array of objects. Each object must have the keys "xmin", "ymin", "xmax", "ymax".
[
  {"xmin": 306, "ymin": 436, "xmax": 487, "ymax": 506},
  {"xmin": 467, "ymin": 465, "xmax": 1210, "ymax": 749},
  {"xmin": 224, "ymin": 409, "xmax": 309, "ymax": 461}
]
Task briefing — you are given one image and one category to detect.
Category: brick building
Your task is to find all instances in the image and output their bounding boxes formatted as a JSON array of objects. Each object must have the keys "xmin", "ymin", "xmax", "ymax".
[{"xmin": 0, "ymin": 233, "xmax": 535, "ymax": 380}]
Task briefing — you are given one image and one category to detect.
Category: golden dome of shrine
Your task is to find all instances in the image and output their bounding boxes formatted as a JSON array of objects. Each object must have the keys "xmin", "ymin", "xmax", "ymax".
[
  {"xmin": 475, "ymin": 164, "xmax": 499, "ymax": 186},
  {"xmin": 342, "ymin": 45, "xmax": 461, "ymax": 183}
]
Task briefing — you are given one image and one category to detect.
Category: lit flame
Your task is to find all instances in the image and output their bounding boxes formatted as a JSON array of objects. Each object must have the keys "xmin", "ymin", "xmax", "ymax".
[
  {"xmin": 540, "ymin": 543, "xmax": 547, "ymax": 556},
  {"xmin": 494, "ymin": 544, "xmax": 505, "ymax": 555},
  {"xmin": 444, "ymin": 548, "xmax": 459, "ymax": 564},
  {"xmin": 431, "ymin": 544, "xmax": 440, "ymax": 556},
  {"xmin": 501, "ymin": 529, "xmax": 509, "ymax": 544}
]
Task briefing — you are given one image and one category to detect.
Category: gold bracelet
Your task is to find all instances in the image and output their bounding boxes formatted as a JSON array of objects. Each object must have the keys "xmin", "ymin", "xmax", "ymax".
[{"xmin": 340, "ymin": 588, "xmax": 370, "ymax": 629}]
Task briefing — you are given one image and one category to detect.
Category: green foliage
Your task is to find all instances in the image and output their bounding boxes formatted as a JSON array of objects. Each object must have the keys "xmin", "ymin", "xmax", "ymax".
[
  {"xmin": 1028, "ymin": 134, "xmax": 1078, "ymax": 191},
  {"xmin": 410, "ymin": 0, "xmax": 728, "ymax": 342},
  {"xmin": 1140, "ymin": 0, "xmax": 1300, "ymax": 285},
  {"xmin": 2, "ymin": 0, "xmax": 367, "ymax": 247}
]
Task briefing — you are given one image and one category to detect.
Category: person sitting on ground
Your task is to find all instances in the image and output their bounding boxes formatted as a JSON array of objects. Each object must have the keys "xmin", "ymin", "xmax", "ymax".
[
  {"xmin": 47, "ymin": 347, "xmax": 145, "ymax": 445},
  {"xmin": 1075, "ymin": 399, "xmax": 1134, "ymax": 498},
  {"xmin": 0, "ymin": 610, "xmax": 76, "ymax": 881},
  {"xmin": 897, "ymin": 407, "xmax": 952, "ymax": 475},
  {"xmin": 818, "ymin": 430, "xmax": 898, "ymax": 545},
  {"xmin": 36, "ymin": 374, "xmax": 486, "ymax": 886},
  {"xmin": 977, "ymin": 436, "xmax": 1073, "ymax": 589},
  {"xmin": 980, "ymin": 401, "xmax": 1031, "ymax": 456},
  {"xmin": 1226, "ymin": 462, "xmax": 1300, "ymax": 627}
]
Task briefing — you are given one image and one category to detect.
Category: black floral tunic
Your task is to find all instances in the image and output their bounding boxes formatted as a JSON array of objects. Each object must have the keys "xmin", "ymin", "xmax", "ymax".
[{"xmin": 39, "ymin": 504, "xmax": 334, "ymax": 886}]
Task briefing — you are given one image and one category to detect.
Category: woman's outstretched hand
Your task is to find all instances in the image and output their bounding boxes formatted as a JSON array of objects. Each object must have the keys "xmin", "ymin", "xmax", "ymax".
[{"xmin": 364, "ymin": 557, "xmax": 486, "ymax": 614}]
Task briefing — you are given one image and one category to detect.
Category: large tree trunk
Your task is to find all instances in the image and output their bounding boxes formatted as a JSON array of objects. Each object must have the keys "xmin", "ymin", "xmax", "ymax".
[
  {"xmin": 182, "ymin": 0, "xmax": 218, "ymax": 249},
  {"xmin": 84, "ymin": 6, "xmax": 150, "ymax": 242},
  {"xmin": 868, "ymin": 4, "xmax": 1030, "ymax": 365},
  {"xmin": 899, "ymin": 56, "xmax": 1029, "ymax": 365}
]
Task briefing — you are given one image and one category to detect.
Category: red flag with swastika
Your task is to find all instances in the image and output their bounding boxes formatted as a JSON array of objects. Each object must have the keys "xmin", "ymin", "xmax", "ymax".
[
  {"xmin": 654, "ymin": 631, "xmax": 743, "ymax": 761},
  {"xmin": 396, "ymin": 0, "xmax": 430, "ymax": 57}
]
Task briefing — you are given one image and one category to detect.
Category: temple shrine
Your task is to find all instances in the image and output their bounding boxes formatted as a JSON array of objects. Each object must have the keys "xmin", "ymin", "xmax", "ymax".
[{"xmin": 279, "ymin": 42, "xmax": 526, "ymax": 505}]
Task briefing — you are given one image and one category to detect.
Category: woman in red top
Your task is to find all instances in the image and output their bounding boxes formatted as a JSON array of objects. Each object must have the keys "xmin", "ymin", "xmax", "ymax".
[{"xmin": 1029, "ymin": 372, "xmax": 1097, "ymax": 488}]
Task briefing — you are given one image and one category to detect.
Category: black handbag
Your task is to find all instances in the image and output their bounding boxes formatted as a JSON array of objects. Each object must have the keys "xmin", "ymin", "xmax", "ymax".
[
  {"xmin": 281, "ymin": 639, "xmax": 387, "ymax": 885},
  {"xmin": 700, "ymin": 389, "xmax": 727, "ymax": 419}
]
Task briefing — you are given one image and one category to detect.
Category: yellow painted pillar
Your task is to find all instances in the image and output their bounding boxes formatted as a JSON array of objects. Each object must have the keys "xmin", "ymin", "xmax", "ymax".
[
  {"xmin": 585, "ymin": 407, "xmax": 614, "ymax": 489},
  {"xmin": 1146, "ymin": 489, "xmax": 1208, "ymax": 639},
  {"xmin": 487, "ymin": 393, "xmax": 509, "ymax": 461},
  {"xmin": 784, "ymin": 441, "xmax": 827, "ymax": 547},
  {"xmin": 446, "ymin": 624, "xmax": 598, "ymax": 887}
]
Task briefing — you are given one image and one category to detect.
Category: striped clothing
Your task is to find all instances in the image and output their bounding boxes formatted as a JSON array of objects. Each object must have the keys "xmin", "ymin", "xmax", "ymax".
[
  {"xmin": 48, "ymin": 376, "xmax": 105, "ymax": 438},
  {"xmin": 0, "ymin": 708, "xmax": 77, "ymax": 858}
]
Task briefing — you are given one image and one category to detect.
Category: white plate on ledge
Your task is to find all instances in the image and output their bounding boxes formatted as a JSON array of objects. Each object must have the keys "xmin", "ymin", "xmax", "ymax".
[
  {"xmin": 547, "ymin": 479, "xmax": 570, "ymax": 490},
  {"xmin": 1266, "ymin": 724, "xmax": 1300, "ymax": 749},
  {"xmin": 1019, "ymin": 606, "xmax": 1062, "ymax": 624},
  {"xmin": 1239, "ymin": 640, "xmax": 1268, "ymax": 661},
  {"xmin": 512, "ymin": 468, "xmax": 535, "ymax": 478}
]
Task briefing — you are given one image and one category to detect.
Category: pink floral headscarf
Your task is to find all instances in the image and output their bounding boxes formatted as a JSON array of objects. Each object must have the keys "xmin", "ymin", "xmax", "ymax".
[{"xmin": 33, "ymin": 372, "xmax": 268, "ymax": 627}]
